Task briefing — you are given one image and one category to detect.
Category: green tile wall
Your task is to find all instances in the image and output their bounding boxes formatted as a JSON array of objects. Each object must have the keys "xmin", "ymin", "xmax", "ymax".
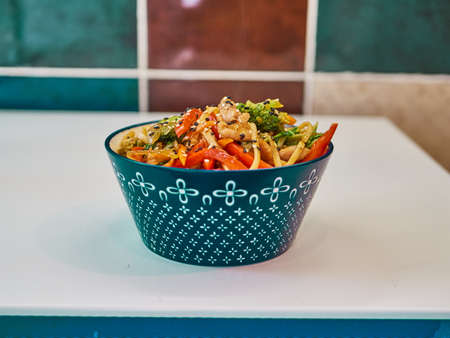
[
  {"xmin": 0, "ymin": 0, "xmax": 136, "ymax": 68},
  {"xmin": 316, "ymin": 0, "xmax": 450, "ymax": 73},
  {"xmin": 0, "ymin": 1, "xmax": 18, "ymax": 65},
  {"xmin": 0, "ymin": 77, "xmax": 138, "ymax": 111}
]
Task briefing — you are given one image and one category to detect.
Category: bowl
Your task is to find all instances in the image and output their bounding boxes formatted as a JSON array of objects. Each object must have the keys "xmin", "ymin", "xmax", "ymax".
[{"xmin": 105, "ymin": 121, "xmax": 334, "ymax": 266}]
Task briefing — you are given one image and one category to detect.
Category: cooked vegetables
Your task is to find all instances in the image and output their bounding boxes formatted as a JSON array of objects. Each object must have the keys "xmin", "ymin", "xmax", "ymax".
[
  {"xmin": 236, "ymin": 99, "xmax": 291, "ymax": 133},
  {"xmin": 302, "ymin": 123, "xmax": 338, "ymax": 163},
  {"xmin": 185, "ymin": 147, "xmax": 248, "ymax": 170},
  {"xmin": 175, "ymin": 108, "xmax": 201, "ymax": 138},
  {"xmin": 116, "ymin": 97, "xmax": 337, "ymax": 170},
  {"xmin": 225, "ymin": 142, "xmax": 272, "ymax": 169}
]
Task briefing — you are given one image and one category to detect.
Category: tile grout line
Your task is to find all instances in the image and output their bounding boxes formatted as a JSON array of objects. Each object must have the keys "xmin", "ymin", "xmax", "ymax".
[
  {"xmin": 302, "ymin": 0, "xmax": 319, "ymax": 115},
  {"xmin": 146, "ymin": 69, "xmax": 306, "ymax": 81},
  {"xmin": 0, "ymin": 67, "xmax": 306, "ymax": 81},
  {"xmin": 0, "ymin": 67, "xmax": 139, "ymax": 78},
  {"xmin": 0, "ymin": 67, "xmax": 449, "ymax": 82},
  {"xmin": 314, "ymin": 71, "xmax": 450, "ymax": 83},
  {"xmin": 137, "ymin": 0, "xmax": 149, "ymax": 114}
]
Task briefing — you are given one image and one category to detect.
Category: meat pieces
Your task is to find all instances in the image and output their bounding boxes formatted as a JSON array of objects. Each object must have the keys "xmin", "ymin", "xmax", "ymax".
[
  {"xmin": 218, "ymin": 96, "xmax": 249, "ymax": 123},
  {"xmin": 279, "ymin": 145, "xmax": 310, "ymax": 161},
  {"xmin": 217, "ymin": 96, "xmax": 253, "ymax": 141}
]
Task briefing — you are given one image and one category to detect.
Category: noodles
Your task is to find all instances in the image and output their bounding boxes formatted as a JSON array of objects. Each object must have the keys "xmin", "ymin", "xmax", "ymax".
[
  {"xmin": 269, "ymin": 138, "xmax": 282, "ymax": 167},
  {"xmin": 277, "ymin": 136, "xmax": 286, "ymax": 148},
  {"xmin": 115, "ymin": 97, "xmax": 337, "ymax": 170},
  {"xmin": 299, "ymin": 147, "xmax": 311, "ymax": 161},
  {"xmin": 297, "ymin": 122, "xmax": 313, "ymax": 143},
  {"xmin": 258, "ymin": 138, "xmax": 274, "ymax": 165},
  {"xmin": 192, "ymin": 121, "xmax": 216, "ymax": 136},
  {"xmin": 286, "ymin": 141, "xmax": 305, "ymax": 166},
  {"xmin": 249, "ymin": 123, "xmax": 260, "ymax": 170},
  {"xmin": 202, "ymin": 129, "xmax": 220, "ymax": 149}
]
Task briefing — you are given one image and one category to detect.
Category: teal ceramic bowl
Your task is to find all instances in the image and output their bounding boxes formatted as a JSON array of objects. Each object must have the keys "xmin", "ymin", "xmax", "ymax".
[{"xmin": 105, "ymin": 121, "xmax": 334, "ymax": 266}]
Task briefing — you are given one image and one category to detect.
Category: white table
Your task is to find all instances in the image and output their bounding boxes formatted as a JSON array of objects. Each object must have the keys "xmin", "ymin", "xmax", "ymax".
[{"xmin": 0, "ymin": 112, "xmax": 449, "ymax": 330}]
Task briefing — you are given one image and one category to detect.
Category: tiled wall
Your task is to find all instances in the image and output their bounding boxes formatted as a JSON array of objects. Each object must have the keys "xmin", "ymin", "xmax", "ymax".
[
  {"xmin": 0, "ymin": 0, "xmax": 449, "ymax": 170},
  {"xmin": 313, "ymin": 0, "xmax": 450, "ymax": 171}
]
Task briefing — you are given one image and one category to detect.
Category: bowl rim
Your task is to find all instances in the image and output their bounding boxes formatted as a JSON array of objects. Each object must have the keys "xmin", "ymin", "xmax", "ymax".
[{"xmin": 104, "ymin": 120, "xmax": 334, "ymax": 173}]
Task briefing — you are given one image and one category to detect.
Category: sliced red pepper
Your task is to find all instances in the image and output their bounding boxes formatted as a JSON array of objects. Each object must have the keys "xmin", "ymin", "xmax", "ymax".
[
  {"xmin": 284, "ymin": 114, "xmax": 297, "ymax": 125},
  {"xmin": 189, "ymin": 140, "xmax": 207, "ymax": 153},
  {"xmin": 212, "ymin": 126, "xmax": 220, "ymax": 139},
  {"xmin": 217, "ymin": 138, "xmax": 234, "ymax": 147},
  {"xmin": 186, "ymin": 148, "xmax": 247, "ymax": 170},
  {"xmin": 209, "ymin": 112, "xmax": 220, "ymax": 139},
  {"xmin": 175, "ymin": 108, "xmax": 202, "ymax": 138},
  {"xmin": 131, "ymin": 146, "xmax": 144, "ymax": 151},
  {"xmin": 163, "ymin": 158, "xmax": 175, "ymax": 167},
  {"xmin": 172, "ymin": 159, "xmax": 184, "ymax": 168},
  {"xmin": 225, "ymin": 142, "xmax": 272, "ymax": 169},
  {"xmin": 302, "ymin": 123, "xmax": 338, "ymax": 163},
  {"xmin": 127, "ymin": 152, "xmax": 145, "ymax": 163},
  {"xmin": 183, "ymin": 141, "xmax": 207, "ymax": 168},
  {"xmin": 185, "ymin": 148, "xmax": 209, "ymax": 168},
  {"xmin": 202, "ymin": 158, "xmax": 215, "ymax": 170}
]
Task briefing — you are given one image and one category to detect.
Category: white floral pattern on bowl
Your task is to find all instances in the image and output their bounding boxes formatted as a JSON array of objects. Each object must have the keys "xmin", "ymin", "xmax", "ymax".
[{"xmin": 111, "ymin": 166, "xmax": 324, "ymax": 266}]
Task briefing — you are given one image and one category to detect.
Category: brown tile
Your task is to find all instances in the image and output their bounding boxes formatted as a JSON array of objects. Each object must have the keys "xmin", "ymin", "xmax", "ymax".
[
  {"xmin": 312, "ymin": 79, "xmax": 450, "ymax": 171},
  {"xmin": 149, "ymin": 80, "xmax": 303, "ymax": 113},
  {"xmin": 148, "ymin": 0, "xmax": 307, "ymax": 70}
]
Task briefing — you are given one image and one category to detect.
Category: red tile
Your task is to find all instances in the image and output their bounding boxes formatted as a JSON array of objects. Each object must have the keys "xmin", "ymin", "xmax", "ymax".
[
  {"xmin": 149, "ymin": 80, "xmax": 303, "ymax": 113},
  {"xmin": 148, "ymin": 0, "xmax": 307, "ymax": 70}
]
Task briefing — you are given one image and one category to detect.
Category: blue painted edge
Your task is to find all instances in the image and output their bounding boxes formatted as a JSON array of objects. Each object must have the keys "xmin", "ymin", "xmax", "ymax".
[{"xmin": 0, "ymin": 316, "xmax": 448, "ymax": 337}]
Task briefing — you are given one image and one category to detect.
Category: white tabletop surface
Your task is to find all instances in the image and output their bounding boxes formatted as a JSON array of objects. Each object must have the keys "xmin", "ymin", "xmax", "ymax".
[{"xmin": 0, "ymin": 112, "xmax": 449, "ymax": 319}]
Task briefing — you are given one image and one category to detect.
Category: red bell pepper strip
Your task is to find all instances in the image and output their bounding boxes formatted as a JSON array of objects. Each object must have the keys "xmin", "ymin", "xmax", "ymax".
[
  {"xmin": 202, "ymin": 158, "xmax": 215, "ymax": 170},
  {"xmin": 217, "ymin": 138, "xmax": 234, "ymax": 147},
  {"xmin": 175, "ymin": 108, "xmax": 202, "ymax": 138},
  {"xmin": 172, "ymin": 159, "xmax": 184, "ymax": 168},
  {"xmin": 186, "ymin": 148, "xmax": 247, "ymax": 170},
  {"xmin": 224, "ymin": 142, "xmax": 273, "ymax": 169},
  {"xmin": 209, "ymin": 112, "xmax": 220, "ymax": 139},
  {"xmin": 189, "ymin": 140, "xmax": 207, "ymax": 153},
  {"xmin": 127, "ymin": 152, "xmax": 145, "ymax": 163},
  {"xmin": 163, "ymin": 158, "xmax": 175, "ymax": 167},
  {"xmin": 302, "ymin": 123, "xmax": 338, "ymax": 162},
  {"xmin": 284, "ymin": 114, "xmax": 297, "ymax": 125},
  {"xmin": 184, "ymin": 141, "xmax": 209, "ymax": 168}
]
